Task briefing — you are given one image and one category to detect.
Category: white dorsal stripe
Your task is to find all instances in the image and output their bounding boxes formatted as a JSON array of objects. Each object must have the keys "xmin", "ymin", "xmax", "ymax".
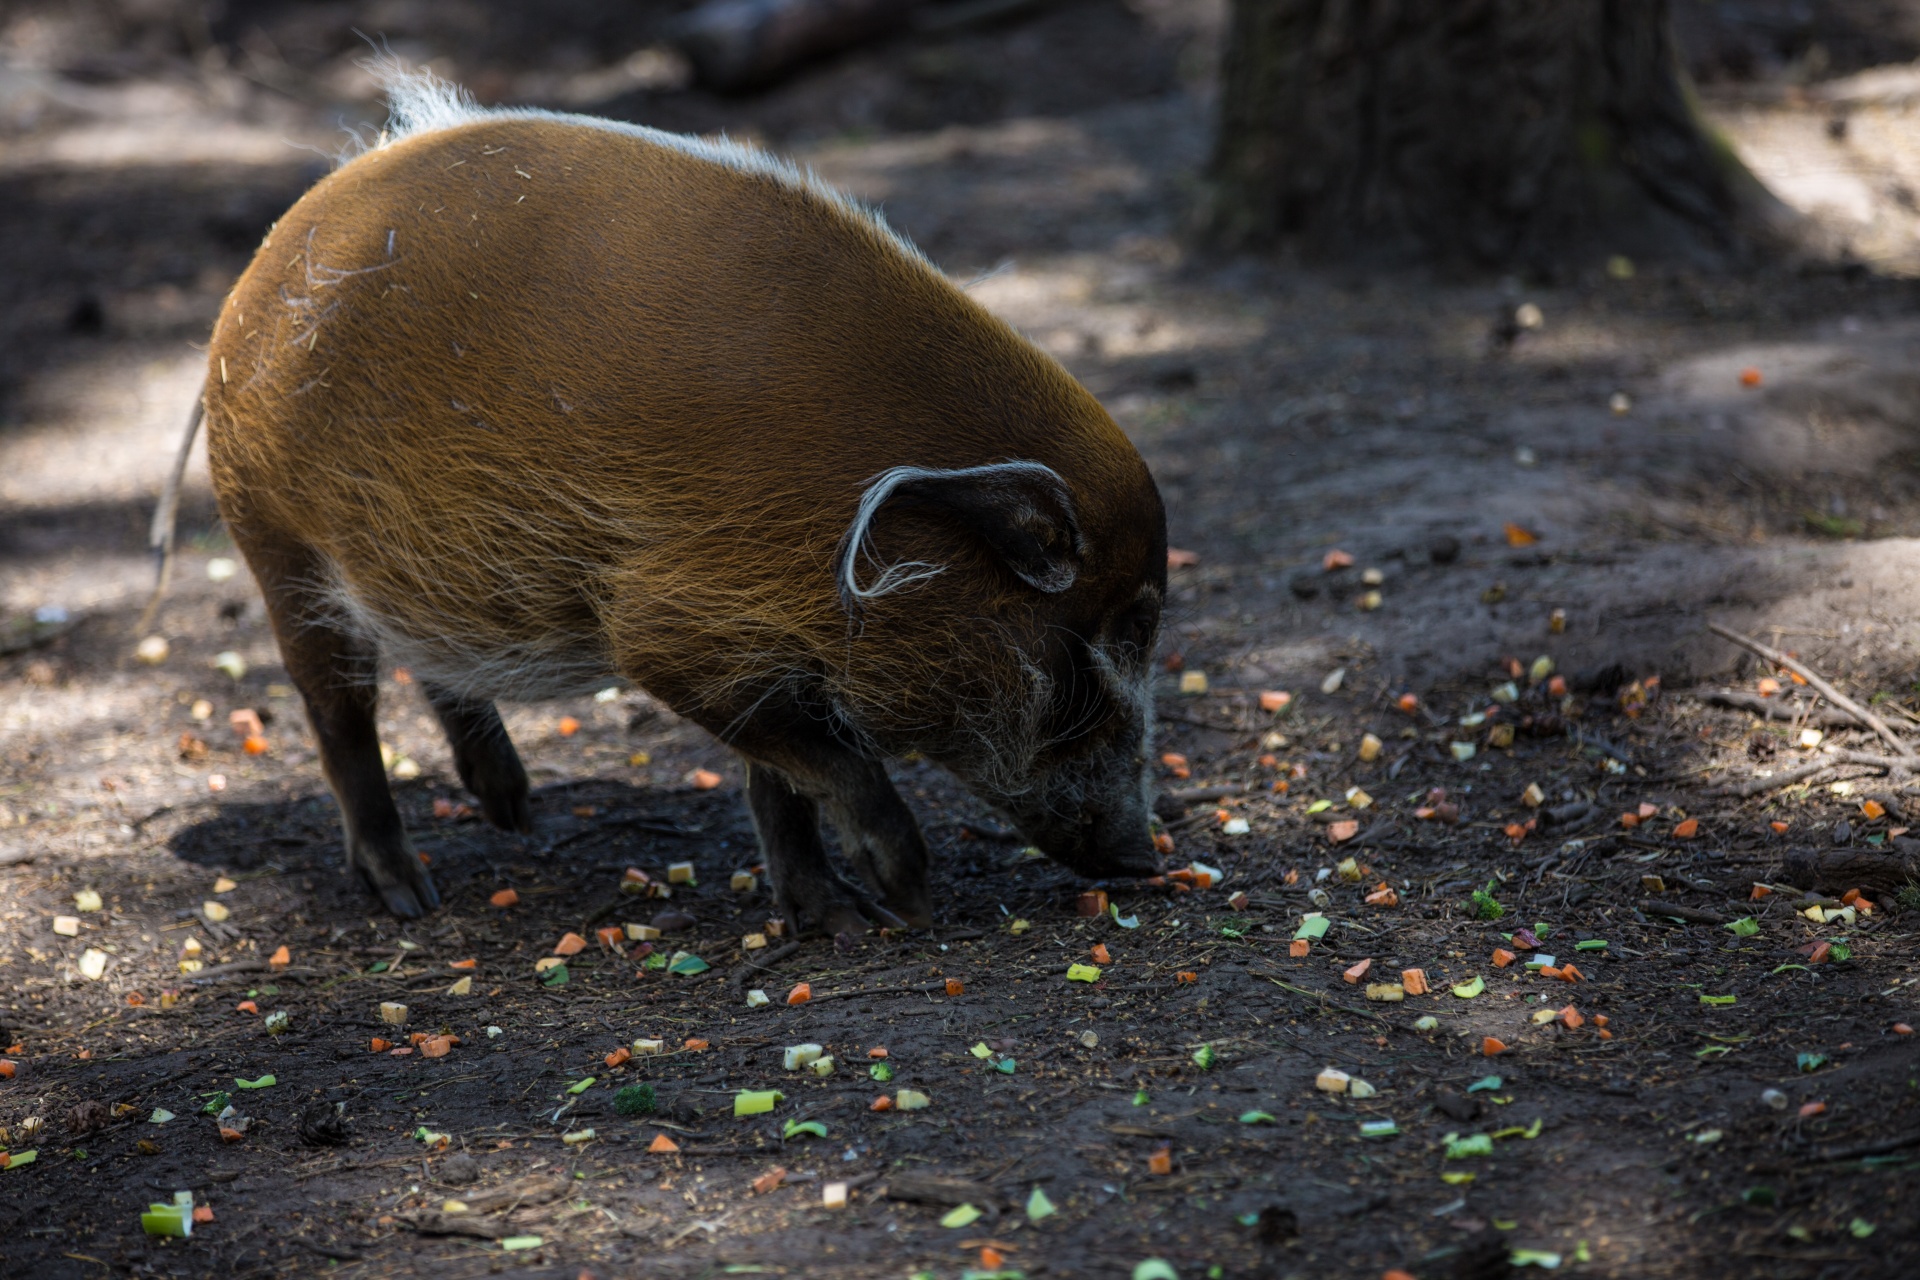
[{"xmin": 366, "ymin": 58, "xmax": 930, "ymax": 268}]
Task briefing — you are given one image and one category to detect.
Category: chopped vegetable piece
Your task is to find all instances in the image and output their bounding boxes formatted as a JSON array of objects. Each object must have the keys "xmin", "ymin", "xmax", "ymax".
[
  {"xmin": 501, "ymin": 1235, "xmax": 544, "ymax": 1251},
  {"xmin": 1492, "ymin": 948, "xmax": 1516, "ymax": 968},
  {"xmin": 945, "ymin": 977, "xmax": 965, "ymax": 996},
  {"xmin": 1359, "ymin": 1119, "xmax": 1399, "ymax": 1138},
  {"xmin": 1315, "ymin": 1067, "xmax": 1351, "ymax": 1094},
  {"xmin": 1294, "ymin": 914, "xmax": 1330, "ymax": 941},
  {"xmin": 1066, "ymin": 964, "xmax": 1102, "ymax": 983},
  {"xmin": 1365, "ymin": 982, "xmax": 1406, "ymax": 1002},
  {"xmin": 234, "ymin": 1075, "xmax": 276, "ymax": 1089},
  {"xmin": 895, "ymin": 1089, "xmax": 931, "ymax": 1111},
  {"xmin": 1402, "ymin": 968, "xmax": 1429, "ymax": 995},
  {"xmin": 941, "ymin": 1204, "xmax": 983, "ymax": 1229},
  {"xmin": 668, "ymin": 953, "xmax": 710, "ymax": 975},
  {"xmin": 735, "ymin": 1090, "xmax": 784, "ymax": 1116},
  {"xmin": 567, "ymin": 1077, "xmax": 596, "ymax": 1095},
  {"xmin": 1452, "ymin": 976, "xmax": 1486, "ymax": 998},
  {"xmin": 1239, "ymin": 1111, "xmax": 1277, "ymax": 1124},
  {"xmin": 1027, "ymin": 1184, "xmax": 1057, "ymax": 1221},
  {"xmin": 1090, "ymin": 943, "xmax": 1112, "ymax": 965},
  {"xmin": 783, "ymin": 1119, "xmax": 828, "ymax": 1140},
  {"xmin": 1147, "ymin": 1147, "xmax": 1173, "ymax": 1175},
  {"xmin": 1342, "ymin": 959, "xmax": 1372, "ymax": 984},
  {"xmin": 1446, "ymin": 1134, "xmax": 1494, "ymax": 1159},
  {"xmin": 1482, "ymin": 1037, "xmax": 1508, "ymax": 1056},
  {"xmin": 787, "ymin": 983, "xmax": 812, "ymax": 1005},
  {"xmin": 1132, "ymin": 1260, "xmax": 1179, "ymax": 1280},
  {"xmin": 1192, "ymin": 1044, "xmax": 1216, "ymax": 1069},
  {"xmin": 553, "ymin": 932, "xmax": 588, "ymax": 956},
  {"xmin": 784, "ymin": 1044, "xmax": 825, "ymax": 1070},
  {"xmin": 1289, "ymin": 940, "xmax": 1310, "ymax": 958},
  {"xmin": 647, "ymin": 1132, "xmax": 679, "ymax": 1153}
]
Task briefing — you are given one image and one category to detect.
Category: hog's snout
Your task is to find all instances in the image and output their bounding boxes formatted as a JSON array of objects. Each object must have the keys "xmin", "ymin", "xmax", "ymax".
[{"xmin": 1006, "ymin": 778, "xmax": 1162, "ymax": 881}]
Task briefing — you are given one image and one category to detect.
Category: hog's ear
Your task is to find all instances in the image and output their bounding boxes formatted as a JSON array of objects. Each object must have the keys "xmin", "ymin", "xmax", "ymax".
[{"xmin": 836, "ymin": 461, "xmax": 1084, "ymax": 607}]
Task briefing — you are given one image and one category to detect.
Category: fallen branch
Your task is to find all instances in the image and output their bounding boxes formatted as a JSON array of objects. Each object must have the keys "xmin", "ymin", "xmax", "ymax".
[
  {"xmin": 1706, "ymin": 623, "xmax": 1914, "ymax": 758},
  {"xmin": 1634, "ymin": 899, "xmax": 1729, "ymax": 925},
  {"xmin": 1717, "ymin": 759, "xmax": 1838, "ymax": 798},
  {"xmin": 1781, "ymin": 847, "xmax": 1920, "ymax": 897},
  {"xmin": 1810, "ymin": 1128, "xmax": 1920, "ymax": 1163},
  {"xmin": 728, "ymin": 939, "xmax": 802, "ymax": 987},
  {"xmin": 1696, "ymin": 688, "xmax": 1861, "ymax": 728}
]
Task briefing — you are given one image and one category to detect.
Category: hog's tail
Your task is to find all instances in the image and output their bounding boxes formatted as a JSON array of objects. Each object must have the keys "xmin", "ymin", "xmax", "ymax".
[{"xmin": 133, "ymin": 396, "xmax": 205, "ymax": 637}]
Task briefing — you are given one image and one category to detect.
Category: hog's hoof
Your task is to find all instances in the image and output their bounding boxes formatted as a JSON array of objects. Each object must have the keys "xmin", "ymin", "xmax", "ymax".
[
  {"xmin": 353, "ymin": 845, "xmax": 442, "ymax": 918},
  {"xmin": 480, "ymin": 789, "xmax": 533, "ymax": 835}
]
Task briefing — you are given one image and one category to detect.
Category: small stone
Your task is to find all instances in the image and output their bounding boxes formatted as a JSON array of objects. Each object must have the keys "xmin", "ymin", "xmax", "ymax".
[
  {"xmin": 441, "ymin": 1152, "xmax": 480, "ymax": 1185},
  {"xmin": 651, "ymin": 910, "xmax": 697, "ymax": 933},
  {"xmin": 135, "ymin": 635, "xmax": 170, "ymax": 665},
  {"xmin": 1079, "ymin": 1030, "xmax": 1099, "ymax": 1048}
]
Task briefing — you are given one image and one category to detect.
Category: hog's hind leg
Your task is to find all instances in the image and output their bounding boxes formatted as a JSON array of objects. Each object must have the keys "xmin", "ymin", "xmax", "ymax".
[
  {"xmin": 236, "ymin": 534, "xmax": 440, "ymax": 917},
  {"xmin": 746, "ymin": 761, "xmax": 906, "ymax": 939},
  {"xmin": 424, "ymin": 686, "xmax": 532, "ymax": 834}
]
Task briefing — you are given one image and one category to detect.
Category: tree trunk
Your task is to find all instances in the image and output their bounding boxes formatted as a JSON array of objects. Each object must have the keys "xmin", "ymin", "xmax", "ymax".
[{"xmin": 1207, "ymin": 0, "xmax": 1789, "ymax": 268}]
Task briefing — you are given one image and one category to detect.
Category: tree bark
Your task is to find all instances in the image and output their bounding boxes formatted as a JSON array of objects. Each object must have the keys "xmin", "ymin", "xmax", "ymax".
[{"xmin": 1207, "ymin": 0, "xmax": 1789, "ymax": 268}]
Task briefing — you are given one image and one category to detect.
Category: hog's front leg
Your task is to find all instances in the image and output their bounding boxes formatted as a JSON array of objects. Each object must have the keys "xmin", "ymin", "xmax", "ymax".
[
  {"xmin": 814, "ymin": 754, "xmax": 934, "ymax": 930},
  {"xmin": 744, "ymin": 760, "xmax": 909, "ymax": 938}
]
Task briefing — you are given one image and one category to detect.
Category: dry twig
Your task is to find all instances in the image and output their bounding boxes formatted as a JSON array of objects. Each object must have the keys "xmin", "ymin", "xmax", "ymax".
[{"xmin": 1706, "ymin": 623, "xmax": 1914, "ymax": 758}]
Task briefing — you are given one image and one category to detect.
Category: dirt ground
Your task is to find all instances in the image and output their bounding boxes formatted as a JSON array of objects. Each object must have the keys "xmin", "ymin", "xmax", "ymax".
[{"xmin": 4, "ymin": 3, "xmax": 1920, "ymax": 1278}]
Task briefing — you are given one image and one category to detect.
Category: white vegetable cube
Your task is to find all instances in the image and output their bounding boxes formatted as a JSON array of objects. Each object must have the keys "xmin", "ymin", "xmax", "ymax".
[
  {"xmin": 783, "ymin": 1043, "xmax": 824, "ymax": 1071},
  {"xmin": 667, "ymin": 862, "xmax": 696, "ymax": 884},
  {"xmin": 809, "ymin": 1055, "xmax": 835, "ymax": 1077},
  {"xmin": 731, "ymin": 871, "xmax": 757, "ymax": 892},
  {"xmin": 632, "ymin": 1038, "xmax": 665, "ymax": 1055},
  {"xmin": 746, "ymin": 989, "xmax": 770, "ymax": 1008},
  {"xmin": 822, "ymin": 1181, "xmax": 849, "ymax": 1209}
]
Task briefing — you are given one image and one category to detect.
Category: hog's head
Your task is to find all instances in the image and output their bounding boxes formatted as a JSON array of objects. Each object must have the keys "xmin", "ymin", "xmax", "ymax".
[{"xmin": 834, "ymin": 457, "xmax": 1167, "ymax": 881}]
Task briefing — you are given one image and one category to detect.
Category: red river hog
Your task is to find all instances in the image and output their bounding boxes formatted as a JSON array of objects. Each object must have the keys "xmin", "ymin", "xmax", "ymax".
[{"xmin": 200, "ymin": 70, "xmax": 1167, "ymax": 931}]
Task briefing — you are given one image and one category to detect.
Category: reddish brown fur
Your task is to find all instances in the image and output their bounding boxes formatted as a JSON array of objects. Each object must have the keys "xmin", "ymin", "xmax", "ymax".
[{"xmin": 204, "ymin": 102, "xmax": 1164, "ymax": 925}]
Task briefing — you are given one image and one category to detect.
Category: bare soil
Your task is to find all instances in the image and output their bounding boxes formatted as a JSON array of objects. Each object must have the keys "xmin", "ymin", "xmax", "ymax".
[{"xmin": 2, "ymin": 4, "xmax": 1919, "ymax": 1279}]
